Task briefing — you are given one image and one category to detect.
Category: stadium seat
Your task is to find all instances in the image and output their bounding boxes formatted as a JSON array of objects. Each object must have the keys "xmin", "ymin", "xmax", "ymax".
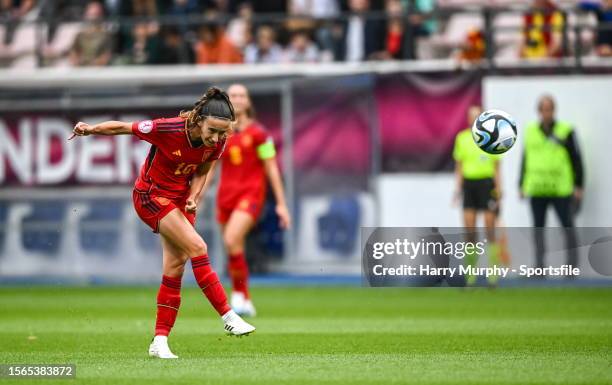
[
  {"xmin": 317, "ymin": 195, "xmax": 360, "ymax": 256},
  {"xmin": 22, "ymin": 201, "xmax": 66, "ymax": 255},
  {"xmin": 7, "ymin": 23, "xmax": 38, "ymax": 59},
  {"xmin": 493, "ymin": 12, "xmax": 523, "ymax": 57},
  {"xmin": 138, "ymin": 221, "xmax": 160, "ymax": 252},
  {"xmin": 566, "ymin": 11, "xmax": 597, "ymax": 56},
  {"xmin": 253, "ymin": 199, "xmax": 284, "ymax": 258},
  {"xmin": 0, "ymin": 202, "xmax": 8, "ymax": 257},
  {"xmin": 0, "ymin": 24, "xmax": 10, "ymax": 65},
  {"xmin": 10, "ymin": 54, "xmax": 37, "ymax": 69},
  {"xmin": 80, "ymin": 199, "xmax": 122, "ymax": 255}
]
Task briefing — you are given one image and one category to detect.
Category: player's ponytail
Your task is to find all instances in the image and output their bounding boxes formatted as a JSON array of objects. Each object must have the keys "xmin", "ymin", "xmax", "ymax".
[{"xmin": 180, "ymin": 86, "xmax": 235, "ymax": 129}]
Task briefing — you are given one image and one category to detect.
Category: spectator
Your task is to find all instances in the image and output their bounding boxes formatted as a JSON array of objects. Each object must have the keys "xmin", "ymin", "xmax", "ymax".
[
  {"xmin": 153, "ymin": 25, "xmax": 194, "ymax": 64},
  {"xmin": 203, "ymin": 0, "xmax": 240, "ymax": 14},
  {"xmin": 0, "ymin": 0, "xmax": 36, "ymax": 44},
  {"xmin": 166, "ymin": 0, "xmax": 200, "ymax": 16},
  {"xmin": 119, "ymin": 0, "xmax": 157, "ymax": 17},
  {"xmin": 521, "ymin": 0, "xmax": 565, "ymax": 58},
  {"xmin": 383, "ymin": 0, "xmax": 404, "ymax": 59},
  {"xmin": 69, "ymin": 1, "xmax": 113, "ymax": 67},
  {"xmin": 227, "ymin": 2, "xmax": 253, "ymax": 49},
  {"xmin": 117, "ymin": 22, "xmax": 160, "ymax": 65},
  {"xmin": 194, "ymin": 14, "xmax": 243, "ymax": 64},
  {"xmin": 456, "ymin": 27, "xmax": 486, "ymax": 64},
  {"xmin": 411, "ymin": 0, "xmax": 436, "ymax": 36},
  {"xmin": 244, "ymin": 25, "xmax": 284, "ymax": 63},
  {"xmin": 283, "ymin": 30, "xmax": 321, "ymax": 62},
  {"xmin": 252, "ymin": 0, "xmax": 286, "ymax": 14},
  {"xmin": 0, "ymin": 0, "xmax": 35, "ymax": 20},
  {"xmin": 288, "ymin": 0, "xmax": 338, "ymax": 19},
  {"xmin": 580, "ymin": 0, "xmax": 612, "ymax": 56},
  {"xmin": 104, "ymin": 0, "xmax": 121, "ymax": 16},
  {"xmin": 520, "ymin": 95, "xmax": 583, "ymax": 271},
  {"xmin": 117, "ymin": 0, "xmax": 159, "ymax": 58},
  {"xmin": 337, "ymin": 0, "xmax": 384, "ymax": 62},
  {"xmin": 287, "ymin": 0, "xmax": 339, "ymax": 60}
]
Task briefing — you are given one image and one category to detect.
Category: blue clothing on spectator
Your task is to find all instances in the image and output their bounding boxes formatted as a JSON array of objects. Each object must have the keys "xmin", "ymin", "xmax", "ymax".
[{"xmin": 580, "ymin": 1, "xmax": 612, "ymax": 46}]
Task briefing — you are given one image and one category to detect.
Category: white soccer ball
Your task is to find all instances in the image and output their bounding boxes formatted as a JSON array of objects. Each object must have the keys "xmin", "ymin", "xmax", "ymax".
[{"xmin": 471, "ymin": 109, "xmax": 518, "ymax": 155}]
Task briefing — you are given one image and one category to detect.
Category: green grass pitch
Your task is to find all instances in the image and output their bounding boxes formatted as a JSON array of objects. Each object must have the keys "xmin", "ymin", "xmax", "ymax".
[{"xmin": 0, "ymin": 286, "xmax": 610, "ymax": 385}]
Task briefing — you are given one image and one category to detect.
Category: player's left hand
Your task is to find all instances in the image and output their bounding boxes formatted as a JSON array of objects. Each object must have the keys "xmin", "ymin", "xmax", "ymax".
[
  {"xmin": 185, "ymin": 198, "xmax": 197, "ymax": 213},
  {"xmin": 276, "ymin": 204, "xmax": 291, "ymax": 229}
]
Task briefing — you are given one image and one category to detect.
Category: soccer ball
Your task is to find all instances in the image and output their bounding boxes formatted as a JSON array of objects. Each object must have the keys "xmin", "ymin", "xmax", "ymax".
[{"xmin": 471, "ymin": 109, "xmax": 518, "ymax": 154}]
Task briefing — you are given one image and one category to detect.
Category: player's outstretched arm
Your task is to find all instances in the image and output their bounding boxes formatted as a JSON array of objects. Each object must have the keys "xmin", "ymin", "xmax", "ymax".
[
  {"xmin": 263, "ymin": 158, "xmax": 291, "ymax": 229},
  {"xmin": 70, "ymin": 121, "xmax": 133, "ymax": 139}
]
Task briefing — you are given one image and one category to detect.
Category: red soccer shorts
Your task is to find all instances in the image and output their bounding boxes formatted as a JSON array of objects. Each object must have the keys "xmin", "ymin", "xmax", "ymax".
[
  {"xmin": 216, "ymin": 194, "xmax": 264, "ymax": 225},
  {"xmin": 133, "ymin": 189, "xmax": 196, "ymax": 233}
]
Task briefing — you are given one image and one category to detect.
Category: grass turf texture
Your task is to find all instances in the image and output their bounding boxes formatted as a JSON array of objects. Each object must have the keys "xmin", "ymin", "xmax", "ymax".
[{"xmin": 0, "ymin": 287, "xmax": 610, "ymax": 385}]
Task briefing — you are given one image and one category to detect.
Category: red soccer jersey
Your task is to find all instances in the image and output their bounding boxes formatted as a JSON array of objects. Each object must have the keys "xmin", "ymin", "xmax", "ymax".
[
  {"xmin": 218, "ymin": 122, "xmax": 270, "ymax": 205},
  {"xmin": 132, "ymin": 117, "xmax": 226, "ymax": 199}
]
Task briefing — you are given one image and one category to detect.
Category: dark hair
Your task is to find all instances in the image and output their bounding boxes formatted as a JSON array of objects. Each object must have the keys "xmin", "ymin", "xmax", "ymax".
[
  {"xmin": 180, "ymin": 86, "xmax": 235, "ymax": 128},
  {"xmin": 538, "ymin": 94, "xmax": 556, "ymax": 111}
]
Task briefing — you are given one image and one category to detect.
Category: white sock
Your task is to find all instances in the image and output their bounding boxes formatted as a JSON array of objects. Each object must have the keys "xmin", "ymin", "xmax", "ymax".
[
  {"xmin": 153, "ymin": 335, "xmax": 168, "ymax": 344},
  {"xmin": 222, "ymin": 310, "xmax": 237, "ymax": 322}
]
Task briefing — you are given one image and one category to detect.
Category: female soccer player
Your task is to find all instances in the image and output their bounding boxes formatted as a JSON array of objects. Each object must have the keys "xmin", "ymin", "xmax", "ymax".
[
  {"xmin": 206, "ymin": 83, "xmax": 291, "ymax": 317},
  {"xmin": 70, "ymin": 87, "xmax": 255, "ymax": 359}
]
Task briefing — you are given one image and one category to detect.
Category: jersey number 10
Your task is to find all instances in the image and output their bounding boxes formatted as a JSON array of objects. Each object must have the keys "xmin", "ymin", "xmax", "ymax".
[{"xmin": 174, "ymin": 163, "xmax": 197, "ymax": 175}]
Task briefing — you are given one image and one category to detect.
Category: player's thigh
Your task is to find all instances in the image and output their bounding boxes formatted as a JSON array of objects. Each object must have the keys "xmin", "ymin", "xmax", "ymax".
[
  {"xmin": 159, "ymin": 208, "xmax": 207, "ymax": 257},
  {"xmin": 223, "ymin": 209, "xmax": 256, "ymax": 247},
  {"xmin": 160, "ymin": 234, "xmax": 189, "ymax": 277}
]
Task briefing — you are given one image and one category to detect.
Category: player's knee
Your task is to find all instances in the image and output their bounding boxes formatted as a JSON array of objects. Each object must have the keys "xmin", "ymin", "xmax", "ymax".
[
  {"xmin": 184, "ymin": 236, "xmax": 207, "ymax": 257},
  {"xmin": 223, "ymin": 232, "xmax": 243, "ymax": 250}
]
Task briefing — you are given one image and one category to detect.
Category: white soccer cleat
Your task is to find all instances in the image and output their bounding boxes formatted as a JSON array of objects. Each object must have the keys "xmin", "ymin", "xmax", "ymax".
[
  {"xmin": 231, "ymin": 292, "xmax": 257, "ymax": 317},
  {"xmin": 230, "ymin": 292, "xmax": 246, "ymax": 313},
  {"xmin": 241, "ymin": 299, "xmax": 257, "ymax": 317},
  {"xmin": 148, "ymin": 335, "xmax": 178, "ymax": 359},
  {"xmin": 222, "ymin": 310, "xmax": 256, "ymax": 336}
]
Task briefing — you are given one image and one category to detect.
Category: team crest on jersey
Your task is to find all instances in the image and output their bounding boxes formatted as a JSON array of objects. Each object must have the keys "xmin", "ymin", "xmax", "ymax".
[{"xmin": 138, "ymin": 120, "xmax": 153, "ymax": 134}]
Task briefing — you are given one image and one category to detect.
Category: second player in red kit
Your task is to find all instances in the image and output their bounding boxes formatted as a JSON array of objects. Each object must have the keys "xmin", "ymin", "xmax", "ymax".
[
  {"xmin": 216, "ymin": 116, "xmax": 269, "ymax": 224},
  {"xmin": 206, "ymin": 84, "xmax": 291, "ymax": 317}
]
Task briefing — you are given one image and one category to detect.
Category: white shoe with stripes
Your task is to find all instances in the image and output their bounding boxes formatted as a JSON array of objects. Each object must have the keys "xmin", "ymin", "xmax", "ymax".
[
  {"xmin": 222, "ymin": 310, "xmax": 256, "ymax": 336},
  {"xmin": 148, "ymin": 335, "xmax": 178, "ymax": 359}
]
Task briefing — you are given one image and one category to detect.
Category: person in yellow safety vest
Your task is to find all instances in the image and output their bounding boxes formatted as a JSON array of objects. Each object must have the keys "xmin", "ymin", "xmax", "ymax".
[
  {"xmin": 519, "ymin": 94, "xmax": 584, "ymax": 272},
  {"xmin": 453, "ymin": 106, "xmax": 502, "ymax": 287}
]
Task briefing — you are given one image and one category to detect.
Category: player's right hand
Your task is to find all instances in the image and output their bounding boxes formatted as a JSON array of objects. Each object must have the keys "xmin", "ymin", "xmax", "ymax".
[{"xmin": 71, "ymin": 122, "xmax": 93, "ymax": 138}]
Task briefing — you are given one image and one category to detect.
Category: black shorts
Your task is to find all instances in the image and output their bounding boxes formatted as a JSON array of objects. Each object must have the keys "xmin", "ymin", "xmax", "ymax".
[{"xmin": 462, "ymin": 178, "xmax": 498, "ymax": 212}]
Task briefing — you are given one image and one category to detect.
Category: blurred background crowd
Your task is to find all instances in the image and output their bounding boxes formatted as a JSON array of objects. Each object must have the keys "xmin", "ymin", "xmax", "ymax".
[{"xmin": 0, "ymin": 0, "xmax": 611, "ymax": 68}]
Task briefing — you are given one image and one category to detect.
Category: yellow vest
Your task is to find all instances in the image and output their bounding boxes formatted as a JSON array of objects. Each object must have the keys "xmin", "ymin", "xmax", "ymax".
[{"xmin": 522, "ymin": 121, "xmax": 574, "ymax": 197}]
